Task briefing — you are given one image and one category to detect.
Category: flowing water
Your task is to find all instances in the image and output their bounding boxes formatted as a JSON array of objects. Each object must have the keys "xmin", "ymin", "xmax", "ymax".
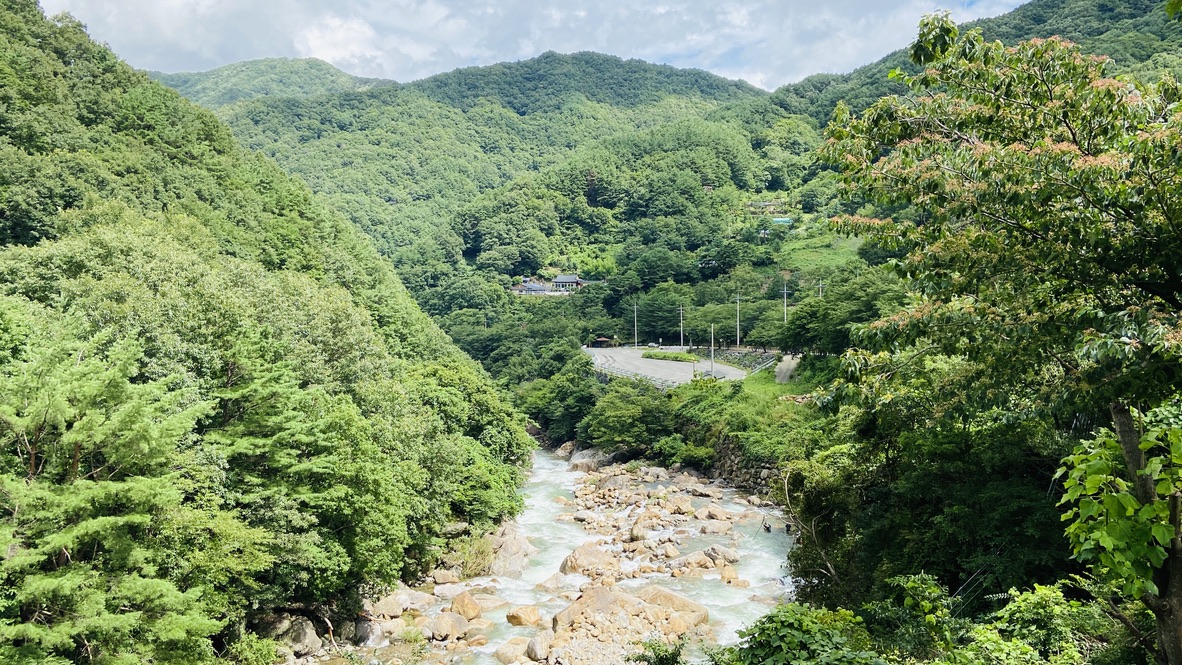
[
  {"xmin": 461, "ymin": 451, "xmax": 794, "ymax": 663},
  {"xmin": 351, "ymin": 450, "xmax": 795, "ymax": 664}
]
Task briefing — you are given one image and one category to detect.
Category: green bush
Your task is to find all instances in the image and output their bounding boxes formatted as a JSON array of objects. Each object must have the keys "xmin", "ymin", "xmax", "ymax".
[{"xmin": 642, "ymin": 350, "xmax": 698, "ymax": 363}]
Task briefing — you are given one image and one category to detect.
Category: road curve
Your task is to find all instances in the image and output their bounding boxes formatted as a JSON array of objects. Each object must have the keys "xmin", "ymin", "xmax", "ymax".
[{"xmin": 584, "ymin": 347, "xmax": 747, "ymax": 386}]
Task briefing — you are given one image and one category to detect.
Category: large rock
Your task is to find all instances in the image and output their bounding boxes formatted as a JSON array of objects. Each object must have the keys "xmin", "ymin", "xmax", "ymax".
[
  {"xmin": 451, "ymin": 592, "xmax": 482, "ymax": 620},
  {"xmin": 489, "ymin": 522, "xmax": 540, "ymax": 579},
  {"xmin": 553, "ymin": 586, "xmax": 645, "ymax": 630},
  {"xmin": 279, "ymin": 616, "xmax": 322, "ymax": 657},
  {"xmin": 555, "ymin": 441, "xmax": 576, "ymax": 459},
  {"xmin": 354, "ymin": 617, "xmax": 386, "ymax": 648},
  {"xmin": 475, "ymin": 595, "xmax": 510, "ymax": 612},
  {"xmin": 433, "ymin": 569, "xmax": 461, "ymax": 584},
  {"xmin": 704, "ymin": 544, "xmax": 740, "ymax": 564},
  {"xmin": 434, "ymin": 583, "xmax": 466, "ymax": 599},
  {"xmin": 569, "ymin": 449, "xmax": 609, "ymax": 472},
  {"xmin": 705, "ymin": 504, "xmax": 732, "ymax": 521},
  {"xmin": 636, "ymin": 586, "xmax": 709, "ymax": 626},
  {"xmin": 506, "ymin": 605, "xmax": 542, "ymax": 627},
  {"xmin": 535, "ymin": 572, "xmax": 565, "ymax": 592},
  {"xmin": 429, "ymin": 612, "xmax": 469, "ymax": 642},
  {"xmin": 366, "ymin": 586, "xmax": 436, "ymax": 617},
  {"xmin": 559, "ymin": 543, "xmax": 619, "ymax": 575},
  {"xmin": 700, "ymin": 520, "xmax": 732, "ymax": 535},
  {"xmin": 668, "ymin": 496, "xmax": 695, "ymax": 516},
  {"xmin": 670, "ymin": 551, "xmax": 714, "ymax": 570},
  {"xmin": 527, "ymin": 629, "xmax": 554, "ymax": 661},
  {"xmin": 494, "ymin": 637, "xmax": 530, "ymax": 664}
]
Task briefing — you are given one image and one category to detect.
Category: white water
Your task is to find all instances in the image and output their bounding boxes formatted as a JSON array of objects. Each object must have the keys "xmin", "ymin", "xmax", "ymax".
[{"xmin": 453, "ymin": 451, "xmax": 796, "ymax": 663}]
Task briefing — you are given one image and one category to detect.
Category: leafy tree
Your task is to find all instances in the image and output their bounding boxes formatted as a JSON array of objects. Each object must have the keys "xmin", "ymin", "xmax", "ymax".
[{"xmin": 821, "ymin": 13, "xmax": 1182, "ymax": 661}]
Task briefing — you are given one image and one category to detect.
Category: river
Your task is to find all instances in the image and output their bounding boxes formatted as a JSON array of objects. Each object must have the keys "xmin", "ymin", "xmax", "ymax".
[{"xmin": 342, "ymin": 450, "xmax": 794, "ymax": 665}]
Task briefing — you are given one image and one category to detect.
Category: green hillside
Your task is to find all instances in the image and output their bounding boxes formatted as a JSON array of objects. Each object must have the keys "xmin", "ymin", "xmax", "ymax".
[
  {"xmin": 772, "ymin": 0, "xmax": 1182, "ymax": 124},
  {"xmin": 409, "ymin": 50, "xmax": 766, "ymax": 113},
  {"xmin": 0, "ymin": 2, "xmax": 528, "ymax": 663},
  {"xmin": 150, "ymin": 57, "xmax": 396, "ymax": 108}
]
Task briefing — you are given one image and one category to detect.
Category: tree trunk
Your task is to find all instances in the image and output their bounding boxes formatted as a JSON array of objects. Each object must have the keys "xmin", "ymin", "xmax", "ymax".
[{"xmin": 1112, "ymin": 401, "xmax": 1182, "ymax": 664}]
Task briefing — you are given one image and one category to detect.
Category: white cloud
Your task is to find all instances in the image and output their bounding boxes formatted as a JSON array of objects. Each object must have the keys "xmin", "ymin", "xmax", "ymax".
[{"xmin": 39, "ymin": 0, "xmax": 1027, "ymax": 88}]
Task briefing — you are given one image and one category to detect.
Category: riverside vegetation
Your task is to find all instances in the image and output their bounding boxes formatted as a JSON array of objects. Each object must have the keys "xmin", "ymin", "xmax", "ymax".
[{"xmin": 6, "ymin": 0, "xmax": 1182, "ymax": 663}]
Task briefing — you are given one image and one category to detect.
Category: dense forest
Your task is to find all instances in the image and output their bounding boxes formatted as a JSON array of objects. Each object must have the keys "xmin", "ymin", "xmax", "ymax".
[
  {"xmin": 7, "ymin": 0, "xmax": 1182, "ymax": 662},
  {"xmin": 162, "ymin": 0, "xmax": 1182, "ymax": 663},
  {"xmin": 0, "ymin": 1, "xmax": 531, "ymax": 663}
]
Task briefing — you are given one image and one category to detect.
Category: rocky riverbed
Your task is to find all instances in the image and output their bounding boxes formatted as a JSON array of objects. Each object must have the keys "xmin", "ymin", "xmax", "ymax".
[{"xmin": 281, "ymin": 450, "xmax": 792, "ymax": 665}]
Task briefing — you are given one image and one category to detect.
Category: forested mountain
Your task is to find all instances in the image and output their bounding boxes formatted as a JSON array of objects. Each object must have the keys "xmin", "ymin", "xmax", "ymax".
[
  {"xmin": 772, "ymin": 0, "xmax": 1182, "ymax": 124},
  {"xmin": 23, "ymin": 0, "xmax": 1182, "ymax": 661},
  {"xmin": 409, "ymin": 50, "xmax": 765, "ymax": 114},
  {"xmin": 0, "ymin": 2, "xmax": 529, "ymax": 663},
  {"xmin": 150, "ymin": 57, "xmax": 396, "ymax": 108}
]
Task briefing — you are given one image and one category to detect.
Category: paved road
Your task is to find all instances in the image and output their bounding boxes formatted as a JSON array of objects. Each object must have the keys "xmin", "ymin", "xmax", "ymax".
[{"xmin": 584, "ymin": 347, "xmax": 747, "ymax": 386}]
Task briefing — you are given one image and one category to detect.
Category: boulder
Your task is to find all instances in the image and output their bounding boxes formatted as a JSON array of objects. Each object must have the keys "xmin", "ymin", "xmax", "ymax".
[
  {"xmin": 254, "ymin": 613, "xmax": 293, "ymax": 640},
  {"xmin": 552, "ymin": 586, "xmax": 645, "ymax": 630},
  {"xmin": 433, "ymin": 569, "xmax": 461, "ymax": 584},
  {"xmin": 700, "ymin": 520, "xmax": 732, "ymax": 535},
  {"xmin": 429, "ymin": 612, "xmax": 469, "ymax": 642},
  {"xmin": 494, "ymin": 637, "xmax": 530, "ymax": 664},
  {"xmin": 555, "ymin": 441, "xmax": 576, "ymax": 459},
  {"xmin": 354, "ymin": 617, "xmax": 386, "ymax": 648},
  {"xmin": 641, "ymin": 467, "xmax": 670, "ymax": 482},
  {"xmin": 451, "ymin": 592, "xmax": 482, "ymax": 621},
  {"xmin": 704, "ymin": 544, "xmax": 740, "ymax": 564},
  {"xmin": 380, "ymin": 618, "xmax": 407, "ymax": 635},
  {"xmin": 434, "ymin": 583, "xmax": 466, "ymax": 599},
  {"xmin": 489, "ymin": 523, "xmax": 540, "ymax": 579},
  {"xmin": 573, "ymin": 511, "xmax": 597, "ymax": 523},
  {"xmin": 569, "ymin": 449, "xmax": 608, "ymax": 472},
  {"xmin": 475, "ymin": 595, "xmax": 510, "ymax": 612},
  {"xmin": 279, "ymin": 616, "xmax": 322, "ymax": 657},
  {"xmin": 668, "ymin": 496, "xmax": 695, "ymax": 516},
  {"xmin": 720, "ymin": 566, "xmax": 739, "ymax": 582},
  {"xmin": 367, "ymin": 586, "xmax": 436, "ymax": 617},
  {"xmin": 559, "ymin": 543, "xmax": 619, "ymax": 575},
  {"xmin": 527, "ymin": 629, "xmax": 554, "ymax": 661},
  {"xmin": 506, "ymin": 605, "xmax": 542, "ymax": 627},
  {"xmin": 535, "ymin": 572, "xmax": 565, "ymax": 592},
  {"xmin": 705, "ymin": 504, "xmax": 732, "ymax": 521},
  {"xmin": 636, "ymin": 586, "xmax": 709, "ymax": 626},
  {"xmin": 628, "ymin": 523, "xmax": 649, "ymax": 543},
  {"xmin": 670, "ymin": 551, "xmax": 714, "ymax": 570},
  {"xmin": 468, "ymin": 617, "xmax": 494, "ymax": 635}
]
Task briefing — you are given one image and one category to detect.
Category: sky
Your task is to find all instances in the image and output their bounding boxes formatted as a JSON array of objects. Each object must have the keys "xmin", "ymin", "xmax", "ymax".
[{"xmin": 39, "ymin": 0, "xmax": 1027, "ymax": 90}]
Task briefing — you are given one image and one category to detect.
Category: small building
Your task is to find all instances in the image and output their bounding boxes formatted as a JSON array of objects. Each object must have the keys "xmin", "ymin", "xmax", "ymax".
[
  {"xmin": 589, "ymin": 336, "xmax": 616, "ymax": 348},
  {"xmin": 553, "ymin": 274, "xmax": 583, "ymax": 292}
]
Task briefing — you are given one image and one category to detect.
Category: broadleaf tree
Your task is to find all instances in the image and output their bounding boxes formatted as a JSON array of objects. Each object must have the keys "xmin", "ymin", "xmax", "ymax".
[{"xmin": 820, "ymin": 12, "xmax": 1182, "ymax": 663}]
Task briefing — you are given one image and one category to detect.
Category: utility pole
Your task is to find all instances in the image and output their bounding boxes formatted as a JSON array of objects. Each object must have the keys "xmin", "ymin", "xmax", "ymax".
[
  {"xmin": 735, "ymin": 292, "xmax": 742, "ymax": 348},
  {"xmin": 710, "ymin": 324, "xmax": 715, "ymax": 378},
  {"xmin": 782, "ymin": 280, "xmax": 790, "ymax": 323},
  {"xmin": 633, "ymin": 301, "xmax": 638, "ymax": 348},
  {"xmin": 679, "ymin": 305, "xmax": 684, "ymax": 348},
  {"xmin": 818, "ymin": 280, "xmax": 825, "ymax": 298}
]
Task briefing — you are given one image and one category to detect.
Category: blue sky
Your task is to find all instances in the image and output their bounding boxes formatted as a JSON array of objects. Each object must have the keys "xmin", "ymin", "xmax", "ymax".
[{"xmin": 40, "ymin": 0, "xmax": 1026, "ymax": 90}]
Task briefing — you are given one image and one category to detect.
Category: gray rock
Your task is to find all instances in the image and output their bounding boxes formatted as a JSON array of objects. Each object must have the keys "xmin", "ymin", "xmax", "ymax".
[
  {"xmin": 354, "ymin": 618, "xmax": 386, "ymax": 648},
  {"xmin": 279, "ymin": 616, "xmax": 322, "ymax": 657},
  {"xmin": 569, "ymin": 449, "xmax": 608, "ymax": 472},
  {"xmin": 704, "ymin": 544, "xmax": 740, "ymax": 564},
  {"xmin": 526, "ymin": 629, "xmax": 554, "ymax": 661},
  {"xmin": 489, "ymin": 522, "xmax": 539, "ymax": 579}
]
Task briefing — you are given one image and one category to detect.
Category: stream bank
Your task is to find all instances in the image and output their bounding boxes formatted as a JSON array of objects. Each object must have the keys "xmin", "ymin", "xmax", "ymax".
[{"xmin": 302, "ymin": 450, "xmax": 793, "ymax": 665}]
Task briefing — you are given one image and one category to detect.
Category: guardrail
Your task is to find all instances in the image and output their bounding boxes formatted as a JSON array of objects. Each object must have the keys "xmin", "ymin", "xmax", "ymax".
[
  {"xmin": 748, "ymin": 357, "xmax": 779, "ymax": 375},
  {"xmin": 591, "ymin": 365, "xmax": 680, "ymax": 391}
]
